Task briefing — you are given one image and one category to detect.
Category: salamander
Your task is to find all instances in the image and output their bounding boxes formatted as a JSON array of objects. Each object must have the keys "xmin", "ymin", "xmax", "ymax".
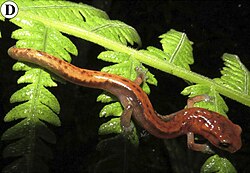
[{"xmin": 8, "ymin": 47, "xmax": 242, "ymax": 153}]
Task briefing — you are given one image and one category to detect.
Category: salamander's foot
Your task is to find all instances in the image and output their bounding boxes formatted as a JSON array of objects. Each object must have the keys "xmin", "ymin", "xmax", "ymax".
[
  {"xmin": 122, "ymin": 121, "xmax": 135, "ymax": 137},
  {"xmin": 187, "ymin": 132, "xmax": 214, "ymax": 154},
  {"xmin": 134, "ymin": 66, "xmax": 148, "ymax": 85},
  {"xmin": 187, "ymin": 94, "xmax": 213, "ymax": 108}
]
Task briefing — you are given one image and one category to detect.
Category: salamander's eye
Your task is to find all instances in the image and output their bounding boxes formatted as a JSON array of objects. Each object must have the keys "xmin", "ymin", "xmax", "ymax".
[{"xmin": 219, "ymin": 142, "xmax": 230, "ymax": 148}]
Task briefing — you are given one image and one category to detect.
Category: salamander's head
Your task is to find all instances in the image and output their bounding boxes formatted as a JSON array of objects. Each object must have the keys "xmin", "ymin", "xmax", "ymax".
[
  {"xmin": 212, "ymin": 122, "xmax": 242, "ymax": 153},
  {"xmin": 190, "ymin": 108, "xmax": 242, "ymax": 153},
  {"xmin": 198, "ymin": 110, "xmax": 242, "ymax": 153}
]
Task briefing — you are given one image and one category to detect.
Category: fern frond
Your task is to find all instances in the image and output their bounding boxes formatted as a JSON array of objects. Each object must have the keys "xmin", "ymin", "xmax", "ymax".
[
  {"xmin": 201, "ymin": 155, "xmax": 237, "ymax": 173},
  {"xmin": 16, "ymin": 0, "xmax": 108, "ymax": 20},
  {"xmin": 214, "ymin": 53, "xmax": 249, "ymax": 95},
  {"xmin": 159, "ymin": 29, "xmax": 194, "ymax": 69},
  {"xmin": 3, "ymin": 3, "xmax": 84, "ymax": 172},
  {"xmin": 11, "ymin": 20, "xmax": 77, "ymax": 62},
  {"xmin": 181, "ymin": 84, "xmax": 228, "ymax": 115},
  {"xmin": 11, "ymin": 0, "xmax": 141, "ymax": 46},
  {"xmin": 140, "ymin": 29, "xmax": 193, "ymax": 71},
  {"xmin": 2, "ymin": 62, "xmax": 61, "ymax": 172}
]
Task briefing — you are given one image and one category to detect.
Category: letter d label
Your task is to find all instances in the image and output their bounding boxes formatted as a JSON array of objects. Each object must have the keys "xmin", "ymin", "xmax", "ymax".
[{"xmin": 1, "ymin": 1, "xmax": 18, "ymax": 19}]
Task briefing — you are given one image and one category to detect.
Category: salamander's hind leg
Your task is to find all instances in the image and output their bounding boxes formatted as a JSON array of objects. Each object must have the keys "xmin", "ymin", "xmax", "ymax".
[
  {"xmin": 120, "ymin": 102, "xmax": 134, "ymax": 136},
  {"xmin": 187, "ymin": 94, "xmax": 211, "ymax": 108},
  {"xmin": 187, "ymin": 132, "xmax": 214, "ymax": 154},
  {"xmin": 157, "ymin": 112, "xmax": 176, "ymax": 122}
]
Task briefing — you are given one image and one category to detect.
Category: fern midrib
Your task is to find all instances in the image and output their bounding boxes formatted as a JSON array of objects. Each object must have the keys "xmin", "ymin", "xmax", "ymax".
[
  {"xmin": 16, "ymin": 11, "xmax": 250, "ymax": 107},
  {"xmin": 169, "ymin": 32, "xmax": 185, "ymax": 63},
  {"xmin": 27, "ymin": 69, "xmax": 44, "ymax": 172}
]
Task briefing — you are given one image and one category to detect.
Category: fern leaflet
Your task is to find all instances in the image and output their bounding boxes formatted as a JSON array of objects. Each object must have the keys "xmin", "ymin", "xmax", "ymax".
[
  {"xmin": 140, "ymin": 29, "xmax": 194, "ymax": 70},
  {"xmin": 201, "ymin": 155, "xmax": 237, "ymax": 173},
  {"xmin": 214, "ymin": 53, "xmax": 249, "ymax": 95},
  {"xmin": 159, "ymin": 29, "xmax": 194, "ymax": 69},
  {"xmin": 10, "ymin": 0, "xmax": 141, "ymax": 46},
  {"xmin": 181, "ymin": 84, "xmax": 228, "ymax": 116}
]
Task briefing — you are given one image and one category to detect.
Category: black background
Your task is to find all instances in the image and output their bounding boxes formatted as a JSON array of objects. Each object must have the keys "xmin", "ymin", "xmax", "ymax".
[{"xmin": 0, "ymin": 1, "xmax": 250, "ymax": 172}]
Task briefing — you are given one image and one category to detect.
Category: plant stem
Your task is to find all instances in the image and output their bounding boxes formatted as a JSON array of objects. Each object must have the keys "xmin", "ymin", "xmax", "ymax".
[{"xmin": 19, "ymin": 12, "xmax": 250, "ymax": 107}]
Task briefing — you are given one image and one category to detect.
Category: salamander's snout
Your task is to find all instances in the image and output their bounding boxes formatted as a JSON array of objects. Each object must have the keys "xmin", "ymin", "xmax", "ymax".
[{"xmin": 217, "ymin": 124, "xmax": 242, "ymax": 153}]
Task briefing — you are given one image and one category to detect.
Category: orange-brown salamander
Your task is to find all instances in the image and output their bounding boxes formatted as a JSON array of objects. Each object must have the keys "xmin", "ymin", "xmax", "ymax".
[{"xmin": 8, "ymin": 47, "xmax": 242, "ymax": 153}]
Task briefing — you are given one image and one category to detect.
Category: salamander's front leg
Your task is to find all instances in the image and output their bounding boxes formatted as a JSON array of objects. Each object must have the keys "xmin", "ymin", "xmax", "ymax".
[
  {"xmin": 187, "ymin": 94, "xmax": 211, "ymax": 108},
  {"xmin": 134, "ymin": 66, "xmax": 147, "ymax": 86},
  {"xmin": 187, "ymin": 132, "xmax": 214, "ymax": 154},
  {"xmin": 187, "ymin": 95, "xmax": 215, "ymax": 153}
]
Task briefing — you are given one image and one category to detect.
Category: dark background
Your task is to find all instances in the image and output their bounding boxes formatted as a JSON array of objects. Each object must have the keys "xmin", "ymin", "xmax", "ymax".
[{"xmin": 0, "ymin": 1, "xmax": 250, "ymax": 172}]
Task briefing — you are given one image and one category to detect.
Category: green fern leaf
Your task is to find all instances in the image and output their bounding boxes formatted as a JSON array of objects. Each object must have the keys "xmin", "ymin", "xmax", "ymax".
[
  {"xmin": 139, "ymin": 29, "xmax": 194, "ymax": 71},
  {"xmin": 99, "ymin": 102, "xmax": 123, "ymax": 118},
  {"xmin": 2, "ymin": 119, "xmax": 56, "ymax": 143},
  {"xmin": 201, "ymin": 155, "xmax": 237, "ymax": 173},
  {"xmin": 159, "ymin": 29, "xmax": 194, "ymax": 69},
  {"xmin": 11, "ymin": 21, "xmax": 77, "ymax": 62},
  {"xmin": 143, "ymin": 46, "xmax": 170, "ymax": 61},
  {"xmin": 11, "ymin": 0, "xmax": 140, "ymax": 46},
  {"xmin": 88, "ymin": 17, "xmax": 141, "ymax": 46},
  {"xmin": 181, "ymin": 84, "xmax": 228, "ymax": 115},
  {"xmin": 214, "ymin": 53, "xmax": 250, "ymax": 95},
  {"xmin": 96, "ymin": 92, "xmax": 117, "ymax": 103},
  {"xmin": 15, "ymin": 0, "xmax": 109, "ymax": 21},
  {"xmin": 4, "ymin": 101, "xmax": 60, "ymax": 126},
  {"xmin": 98, "ymin": 118, "xmax": 139, "ymax": 146},
  {"xmin": 16, "ymin": 68, "xmax": 57, "ymax": 86},
  {"xmin": 97, "ymin": 50, "xmax": 131, "ymax": 63},
  {"xmin": 10, "ymin": 84, "xmax": 60, "ymax": 114},
  {"xmin": 13, "ymin": 61, "xmax": 32, "ymax": 71},
  {"xmin": 98, "ymin": 118, "xmax": 122, "ymax": 135}
]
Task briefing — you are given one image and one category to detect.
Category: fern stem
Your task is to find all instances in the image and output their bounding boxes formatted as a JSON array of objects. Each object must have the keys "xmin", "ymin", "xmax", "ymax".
[{"xmin": 17, "ymin": 12, "xmax": 250, "ymax": 107}]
